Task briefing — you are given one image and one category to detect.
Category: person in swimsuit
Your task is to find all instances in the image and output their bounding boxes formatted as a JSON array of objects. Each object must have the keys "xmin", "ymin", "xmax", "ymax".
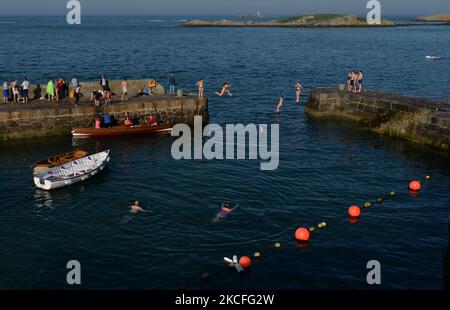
[
  {"xmin": 276, "ymin": 96, "xmax": 284, "ymax": 113},
  {"xmin": 12, "ymin": 84, "xmax": 19, "ymax": 103},
  {"xmin": 215, "ymin": 82, "xmax": 232, "ymax": 97},
  {"xmin": 121, "ymin": 78, "xmax": 128, "ymax": 102},
  {"xmin": 213, "ymin": 202, "xmax": 238, "ymax": 222},
  {"xmin": 357, "ymin": 71, "xmax": 364, "ymax": 93},
  {"xmin": 130, "ymin": 201, "xmax": 145, "ymax": 214},
  {"xmin": 347, "ymin": 71, "xmax": 353, "ymax": 91},
  {"xmin": 197, "ymin": 79, "xmax": 204, "ymax": 99},
  {"xmin": 351, "ymin": 71, "xmax": 358, "ymax": 93},
  {"xmin": 295, "ymin": 81, "xmax": 303, "ymax": 103}
]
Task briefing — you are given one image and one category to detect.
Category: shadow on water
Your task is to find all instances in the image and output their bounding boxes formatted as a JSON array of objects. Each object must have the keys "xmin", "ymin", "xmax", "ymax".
[{"xmin": 304, "ymin": 116, "xmax": 450, "ymax": 175}]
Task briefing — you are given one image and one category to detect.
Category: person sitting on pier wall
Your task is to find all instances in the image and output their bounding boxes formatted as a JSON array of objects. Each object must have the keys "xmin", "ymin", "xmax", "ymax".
[
  {"xmin": 95, "ymin": 117, "xmax": 101, "ymax": 129},
  {"xmin": 2, "ymin": 80, "xmax": 9, "ymax": 104},
  {"xmin": 33, "ymin": 84, "xmax": 42, "ymax": 101},
  {"xmin": 134, "ymin": 88, "xmax": 151, "ymax": 98}
]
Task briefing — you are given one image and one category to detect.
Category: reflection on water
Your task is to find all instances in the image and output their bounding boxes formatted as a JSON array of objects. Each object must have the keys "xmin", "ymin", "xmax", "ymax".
[{"xmin": 34, "ymin": 189, "xmax": 54, "ymax": 210}]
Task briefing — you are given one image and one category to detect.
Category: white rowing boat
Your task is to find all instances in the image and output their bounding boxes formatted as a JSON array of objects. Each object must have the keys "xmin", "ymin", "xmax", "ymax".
[{"xmin": 33, "ymin": 150, "xmax": 110, "ymax": 190}]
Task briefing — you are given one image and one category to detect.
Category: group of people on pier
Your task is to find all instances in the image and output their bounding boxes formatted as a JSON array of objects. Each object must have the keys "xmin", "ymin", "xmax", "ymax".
[{"xmin": 1, "ymin": 73, "xmax": 179, "ymax": 106}]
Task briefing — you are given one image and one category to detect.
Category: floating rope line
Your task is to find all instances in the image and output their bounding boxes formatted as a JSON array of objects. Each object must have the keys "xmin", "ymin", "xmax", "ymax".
[{"xmin": 197, "ymin": 175, "xmax": 431, "ymax": 286}]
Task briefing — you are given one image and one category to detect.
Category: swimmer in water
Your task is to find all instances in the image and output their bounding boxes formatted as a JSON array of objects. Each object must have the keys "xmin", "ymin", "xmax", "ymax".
[
  {"xmin": 130, "ymin": 201, "xmax": 145, "ymax": 214},
  {"xmin": 213, "ymin": 202, "xmax": 238, "ymax": 222},
  {"xmin": 215, "ymin": 82, "xmax": 233, "ymax": 97},
  {"xmin": 276, "ymin": 96, "xmax": 284, "ymax": 113}
]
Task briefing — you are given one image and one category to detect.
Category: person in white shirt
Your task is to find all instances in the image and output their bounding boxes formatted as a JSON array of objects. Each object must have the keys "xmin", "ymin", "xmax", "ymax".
[{"xmin": 21, "ymin": 78, "xmax": 29, "ymax": 103}]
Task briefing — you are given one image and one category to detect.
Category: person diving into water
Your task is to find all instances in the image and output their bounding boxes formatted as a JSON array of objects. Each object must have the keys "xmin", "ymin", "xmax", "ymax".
[
  {"xmin": 213, "ymin": 202, "xmax": 238, "ymax": 222},
  {"xmin": 215, "ymin": 82, "xmax": 233, "ymax": 97}
]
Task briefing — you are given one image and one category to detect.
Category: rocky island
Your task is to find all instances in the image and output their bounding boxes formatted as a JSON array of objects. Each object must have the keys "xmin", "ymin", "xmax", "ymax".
[
  {"xmin": 184, "ymin": 14, "xmax": 395, "ymax": 27},
  {"xmin": 416, "ymin": 13, "xmax": 450, "ymax": 22}
]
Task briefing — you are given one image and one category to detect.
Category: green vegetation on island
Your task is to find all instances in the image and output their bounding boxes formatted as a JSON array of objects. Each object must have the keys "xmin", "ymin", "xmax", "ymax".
[
  {"xmin": 416, "ymin": 13, "xmax": 450, "ymax": 22},
  {"xmin": 184, "ymin": 14, "xmax": 395, "ymax": 27}
]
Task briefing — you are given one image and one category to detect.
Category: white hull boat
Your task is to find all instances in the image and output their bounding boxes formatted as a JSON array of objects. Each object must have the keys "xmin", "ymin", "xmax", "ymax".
[{"xmin": 34, "ymin": 150, "xmax": 110, "ymax": 190}]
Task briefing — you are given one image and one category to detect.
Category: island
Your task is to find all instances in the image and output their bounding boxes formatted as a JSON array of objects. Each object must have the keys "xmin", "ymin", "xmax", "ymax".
[
  {"xmin": 416, "ymin": 13, "xmax": 450, "ymax": 22},
  {"xmin": 184, "ymin": 14, "xmax": 395, "ymax": 27}
]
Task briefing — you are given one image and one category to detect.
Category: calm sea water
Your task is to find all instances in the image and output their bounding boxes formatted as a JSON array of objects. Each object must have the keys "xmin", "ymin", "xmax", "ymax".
[{"xmin": 0, "ymin": 16, "xmax": 449, "ymax": 290}]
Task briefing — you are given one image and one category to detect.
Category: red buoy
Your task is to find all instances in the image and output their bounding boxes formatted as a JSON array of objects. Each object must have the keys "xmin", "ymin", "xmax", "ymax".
[
  {"xmin": 239, "ymin": 256, "xmax": 252, "ymax": 269},
  {"xmin": 348, "ymin": 206, "xmax": 361, "ymax": 218},
  {"xmin": 295, "ymin": 227, "xmax": 310, "ymax": 242},
  {"xmin": 409, "ymin": 181, "xmax": 421, "ymax": 191}
]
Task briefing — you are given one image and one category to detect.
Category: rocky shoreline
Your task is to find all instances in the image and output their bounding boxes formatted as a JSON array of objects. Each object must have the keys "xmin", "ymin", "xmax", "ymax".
[
  {"xmin": 184, "ymin": 14, "xmax": 395, "ymax": 27},
  {"xmin": 416, "ymin": 13, "xmax": 450, "ymax": 22},
  {"xmin": 184, "ymin": 13, "xmax": 450, "ymax": 28}
]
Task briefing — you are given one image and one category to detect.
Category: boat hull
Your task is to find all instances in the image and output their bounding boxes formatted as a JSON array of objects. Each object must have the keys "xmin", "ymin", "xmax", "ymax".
[
  {"xmin": 71, "ymin": 124, "xmax": 172, "ymax": 138},
  {"xmin": 34, "ymin": 151, "xmax": 110, "ymax": 191}
]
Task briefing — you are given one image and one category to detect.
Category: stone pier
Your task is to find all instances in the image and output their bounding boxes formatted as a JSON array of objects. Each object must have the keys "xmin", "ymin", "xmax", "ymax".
[
  {"xmin": 0, "ymin": 79, "xmax": 208, "ymax": 141},
  {"xmin": 306, "ymin": 87, "xmax": 450, "ymax": 151}
]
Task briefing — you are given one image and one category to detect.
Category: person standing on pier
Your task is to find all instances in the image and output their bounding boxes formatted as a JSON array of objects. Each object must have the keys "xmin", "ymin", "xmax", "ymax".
[
  {"xmin": 197, "ymin": 78, "xmax": 204, "ymax": 99},
  {"xmin": 71, "ymin": 77, "xmax": 78, "ymax": 91},
  {"xmin": 357, "ymin": 71, "xmax": 364, "ymax": 93},
  {"xmin": 169, "ymin": 74, "xmax": 176, "ymax": 95},
  {"xmin": 121, "ymin": 78, "xmax": 128, "ymax": 102},
  {"xmin": 46, "ymin": 80, "xmax": 55, "ymax": 102},
  {"xmin": 347, "ymin": 71, "xmax": 353, "ymax": 91},
  {"xmin": 2, "ymin": 80, "xmax": 9, "ymax": 104},
  {"xmin": 21, "ymin": 78, "xmax": 29, "ymax": 104},
  {"xmin": 74, "ymin": 84, "xmax": 81, "ymax": 106},
  {"xmin": 295, "ymin": 81, "xmax": 303, "ymax": 103},
  {"xmin": 100, "ymin": 74, "xmax": 110, "ymax": 92}
]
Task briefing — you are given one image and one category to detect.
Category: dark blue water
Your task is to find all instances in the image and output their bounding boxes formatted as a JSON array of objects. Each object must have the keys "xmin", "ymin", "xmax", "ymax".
[{"xmin": 0, "ymin": 16, "xmax": 449, "ymax": 290}]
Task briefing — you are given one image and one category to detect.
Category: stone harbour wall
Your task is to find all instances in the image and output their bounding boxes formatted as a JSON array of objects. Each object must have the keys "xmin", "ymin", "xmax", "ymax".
[{"xmin": 306, "ymin": 87, "xmax": 450, "ymax": 151}]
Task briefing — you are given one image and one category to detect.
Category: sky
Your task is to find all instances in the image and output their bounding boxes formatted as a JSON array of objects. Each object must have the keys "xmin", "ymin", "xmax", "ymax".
[{"xmin": 0, "ymin": 0, "xmax": 449, "ymax": 16}]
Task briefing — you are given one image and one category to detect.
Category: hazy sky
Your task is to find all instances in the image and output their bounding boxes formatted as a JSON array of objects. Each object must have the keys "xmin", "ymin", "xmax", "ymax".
[{"xmin": 0, "ymin": 0, "xmax": 449, "ymax": 16}]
